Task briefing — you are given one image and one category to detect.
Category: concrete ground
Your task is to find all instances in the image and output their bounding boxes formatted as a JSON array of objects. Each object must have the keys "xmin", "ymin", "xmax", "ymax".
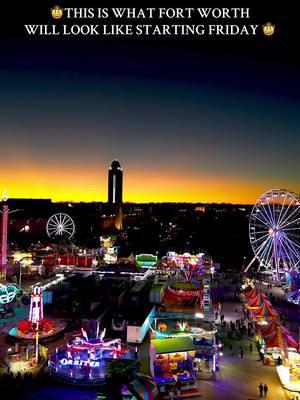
[{"xmin": 195, "ymin": 301, "xmax": 286, "ymax": 400}]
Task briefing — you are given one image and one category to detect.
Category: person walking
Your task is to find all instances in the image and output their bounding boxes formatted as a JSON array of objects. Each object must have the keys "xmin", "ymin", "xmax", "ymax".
[
  {"xmin": 263, "ymin": 383, "xmax": 268, "ymax": 398},
  {"xmin": 249, "ymin": 342, "xmax": 253, "ymax": 354},
  {"xmin": 229, "ymin": 344, "xmax": 233, "ymax": 356},
  {"xmin": 277, "ymin": 355, "xmax": 282, "ymax": 366},
  {"xmin": 168, "ymin": 387, "xmax": 175, "ymax": 400},
  {"xmin": 160, "ymin": 384, "xmax": 166, "ymax": 398},
  {"xmin": 239, "ymin": 345, "xmax": 244, "ymax": 359},
  {"xmin": 259, "ymin": 382, "xmax": 263, "ymax": 397}
]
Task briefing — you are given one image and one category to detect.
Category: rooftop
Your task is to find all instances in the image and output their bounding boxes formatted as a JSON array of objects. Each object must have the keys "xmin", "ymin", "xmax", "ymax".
[{"xmin": 151, "ymin": 337, "xmax": 195, "ymax": 354}]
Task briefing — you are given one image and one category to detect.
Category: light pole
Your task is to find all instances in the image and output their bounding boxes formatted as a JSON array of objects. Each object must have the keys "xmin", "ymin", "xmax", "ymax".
[
  {"xmin": 7, "ymin": 347, "xmax": 12, "ymax": 368},
  {"xmin": 0, "ymin": 191, "xmax": 20, "ymax": 281},
  {"xmin": 19, "ymin": 262, "xmax": 24, "ymax": 288},
  {"xmin": 35, "ymin": 321, "xmax": 39, "ymax": 364}
]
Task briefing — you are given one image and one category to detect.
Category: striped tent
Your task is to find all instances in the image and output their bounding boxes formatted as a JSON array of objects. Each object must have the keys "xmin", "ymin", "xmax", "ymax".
[
  {"xmin": 260, "ymin": 319, "xmax": 298, "ymax": 349},
  {"xmin": 123, "ymin": 373, "xmax": 160, "ymax": 400},
  {"xmin": 244, "ymin": 286, "xmax": 259, "ymax": 300},
  {"xmin": 247, "ymin": 292, "xmax": 268, "ymax": 308},
  {"xmin": 251, "ymin": 301, "xmax": 279, "ymax": 319}
]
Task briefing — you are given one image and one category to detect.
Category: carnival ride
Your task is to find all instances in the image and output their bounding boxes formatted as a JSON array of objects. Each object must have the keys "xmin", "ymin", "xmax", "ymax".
[
  {"xmin": 285, "ymin": 271, "xmax": 300, "ymax": 305},
  {"xmin": 150, "ymin": 317, "xmax": 217, "ymax": 340},
  {"xmin": 161, "ymin": 252, "xmax": 207, "ymax": 272},
  {"xmin": 46, "ymin": 213, "xmax": 75, "ymax": 240},
  {"xmin": 245, "ymin": 189, "xmax": 300, "ymax": 282},
  {"xmin": 49, "ymin": 323, "xmax": 138, "ymax": 385},
  {"xmin": 0, "ymin": 283, "xmax": 21, "ymax": 304},
  {"xmin": 160, "ymin": 253, "xmax": 209, "ymax": 308},
  {"xmin": 9, "ymin": 286, "xmax": 66, "ymax": 341}
]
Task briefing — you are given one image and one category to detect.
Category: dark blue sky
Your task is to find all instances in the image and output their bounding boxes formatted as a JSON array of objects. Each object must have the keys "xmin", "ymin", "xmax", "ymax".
[{"xmin": 0, "ymin": 1, "xmax": 299, "ymax": 202}]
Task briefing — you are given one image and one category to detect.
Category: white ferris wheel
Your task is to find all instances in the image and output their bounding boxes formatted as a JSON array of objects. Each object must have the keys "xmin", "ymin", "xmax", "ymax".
[
  {"xmin": 245, "ymin": 189, "xmax": 300, "ymax": 281},
  {"xmin": 46, "ymin": 213, "xmax": 75, "ymax": 240}
]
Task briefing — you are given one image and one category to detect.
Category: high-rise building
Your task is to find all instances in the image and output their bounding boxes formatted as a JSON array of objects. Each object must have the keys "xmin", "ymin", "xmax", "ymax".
[{"xmin": 108, "ymin": 160, "xmax": 123, "ymax": 205}]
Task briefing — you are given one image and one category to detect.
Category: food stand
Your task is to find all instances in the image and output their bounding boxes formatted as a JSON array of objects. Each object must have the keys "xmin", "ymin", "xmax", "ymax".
[
  {"xmin": 258, "ymin": 319, "xmax": 298, "ymax": 366},
  {"xmin": 277, "ymin": 351, "xmax": 300, "ymax": 392},
  {"xmin": 150, "ymin": 337, "xmax": 196, "ymax": 385}
]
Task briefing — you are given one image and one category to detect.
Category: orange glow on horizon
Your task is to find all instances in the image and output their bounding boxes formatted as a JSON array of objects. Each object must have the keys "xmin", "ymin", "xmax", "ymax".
[{"xmin": 1, "ymin": 162, "xmax": 299, "ymax": 204}]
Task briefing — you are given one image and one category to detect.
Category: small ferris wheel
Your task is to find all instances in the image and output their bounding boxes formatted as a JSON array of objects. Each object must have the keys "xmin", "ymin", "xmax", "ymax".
[{"xmin": 46, "ymin": 213, "xmax": 75, "ymax": 240}]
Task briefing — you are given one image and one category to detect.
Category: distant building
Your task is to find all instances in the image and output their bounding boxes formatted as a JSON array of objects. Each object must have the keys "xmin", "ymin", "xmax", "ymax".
[{"xmin": 108, "ymin": 160, "xmax": 123, "ymax": 205}]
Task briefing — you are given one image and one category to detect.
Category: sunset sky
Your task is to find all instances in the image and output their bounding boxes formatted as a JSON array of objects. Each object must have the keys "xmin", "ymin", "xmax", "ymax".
[{"xmin": 0, "ymin": 2, "xmax": 298, "ymax": 203}]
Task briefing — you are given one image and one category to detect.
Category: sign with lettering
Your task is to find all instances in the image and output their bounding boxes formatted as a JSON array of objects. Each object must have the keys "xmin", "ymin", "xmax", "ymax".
[{"xmin": 59, "ymin": 358, "xmax": 101, "ymax": 367}]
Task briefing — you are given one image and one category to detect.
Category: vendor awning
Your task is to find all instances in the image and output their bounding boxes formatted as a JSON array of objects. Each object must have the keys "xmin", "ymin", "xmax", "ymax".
[
  {"xmin": 247, "ymin": 292, "xmax": 268, "ymax": 308},
  {"xmin": 260, "ymin": 319, "xmax": 298, "ymax": 349},
  {"xmin": 244, "ymin": 286, "xmax": 259, "ymax": 299},
  {"xmin": 251, "ymin": 301, "xmax": 279, "ymax": 319},
  {"xmin": 151, "ymin": 337, "xmax": 195, "ymax": 354},
  {"xmin": 124, "ymin": 373, "xmax": 159, "ymax": 400}
]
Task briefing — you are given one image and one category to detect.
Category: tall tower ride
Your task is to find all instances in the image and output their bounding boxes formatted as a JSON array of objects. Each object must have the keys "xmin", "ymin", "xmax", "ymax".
[{"xmin": 0, "ymin": 192, "xmax": 9, "ymax": 280}]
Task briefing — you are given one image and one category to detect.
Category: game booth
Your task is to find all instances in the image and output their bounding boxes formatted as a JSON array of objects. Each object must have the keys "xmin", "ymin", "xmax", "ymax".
[
  {"xmin": 257, "ymin": 319, "xmax": 298, "ymax": 366},
  {"xmin": 49, "ymin": 323, "xmax": 138, "ymax": 385},
  {"xmin": 193, "ymin": 336, "xmax": 217, "ymax": 378},
  {"xmin": 6, "ymin": 343, "xmax": 48, "ymax": 373},
  {"xmin": 150, "ymin": 337, "xmax": 196, "ymax": 385},
  {"xmin": 150, "ymin": 317, "xmax": 218, "ymax": 379}
]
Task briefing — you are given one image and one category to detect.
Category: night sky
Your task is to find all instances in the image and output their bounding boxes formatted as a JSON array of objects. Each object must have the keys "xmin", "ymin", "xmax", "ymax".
[{"xmin": 0, "ymin": 1, "xmax": 299, "ymax": 203}]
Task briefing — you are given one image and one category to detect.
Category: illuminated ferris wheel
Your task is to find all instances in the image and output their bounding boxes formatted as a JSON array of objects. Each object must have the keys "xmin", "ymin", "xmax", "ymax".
[
  {"xmin": 245, "ymin": 189, "xmax": 300, "ymax": 281},
  {"xmin": 46, "ymin": 213, "xmax": 75, "ymax": 240}
]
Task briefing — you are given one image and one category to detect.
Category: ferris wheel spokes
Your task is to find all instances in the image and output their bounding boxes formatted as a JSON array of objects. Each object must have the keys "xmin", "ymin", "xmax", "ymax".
[
  {"xmin": 277, "ymin": 196, "xmax": 295, "ymax": 228},
  {"xmin": 280, "ymin": 215, "xmax": 300, "ymax": 230},
  {"xmin": 46, "ymin": 213, "xmax": 75, "ymax": 240},
  {"xmin": 248, "ymin": 189, "xmax": 300, "ymax": 281},
  {"xmin": 259, "ymin": 201, "xmax": 275, "ymax": 227}
]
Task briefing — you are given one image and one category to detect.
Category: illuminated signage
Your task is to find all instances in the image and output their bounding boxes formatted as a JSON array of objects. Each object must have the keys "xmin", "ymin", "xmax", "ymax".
[
  {"xmin": 59, "ymin": 358, "xmax": 101, "ymax": 367},
  {"xmin": 0, "ymin": 283, "xmax": 20, "ymax": 304}
]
